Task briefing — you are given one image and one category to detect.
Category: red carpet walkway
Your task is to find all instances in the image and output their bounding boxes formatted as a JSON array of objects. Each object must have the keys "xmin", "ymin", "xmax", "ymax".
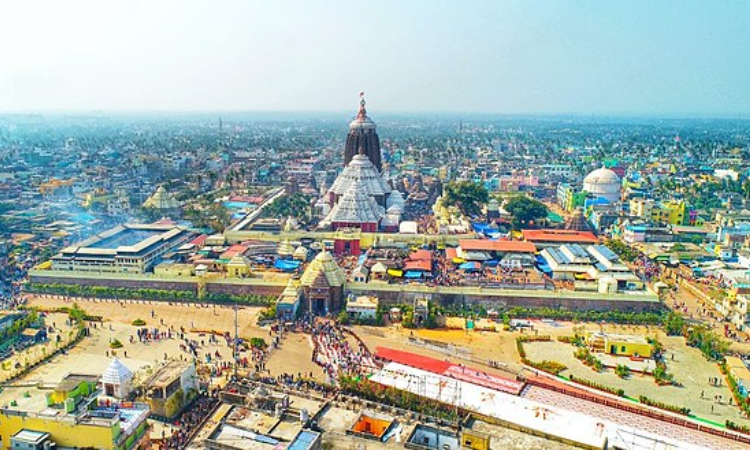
[{"xmin": 374, "ymin": 347, "xmax": 525, "ymax": 395}]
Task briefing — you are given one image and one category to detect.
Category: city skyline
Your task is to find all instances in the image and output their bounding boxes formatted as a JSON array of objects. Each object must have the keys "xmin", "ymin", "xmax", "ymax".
[{"xmin": 1, "ymin": 0, "xmax": 749, "ymax": 116}]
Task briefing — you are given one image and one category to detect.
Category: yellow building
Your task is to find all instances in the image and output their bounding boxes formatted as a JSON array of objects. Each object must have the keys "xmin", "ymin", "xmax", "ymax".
[
  {"xmin": 38, "ymin": 178, "xmax": 75, "ymax": 197},
  {"xmin": 461, "ymin": 429, "xmax": 491, "ymax": 450},
  {"xmin": 725, "ymin": 356, "xmax": 750, "ymax": 397},
  {"xmin": 154, "ymin": 263, "xmax": 195, "ymax": 278},
  {"xmin": 226, "ymin": 255, "xmax": 251, "ymax": 278},
  {"xmin": 629, "ymin": 198, "xmax": 687, "ymax": 225},
  {"xmin": 661, "ymin": 200, "xmax": 687, "ymax": 225},
  {"xmin": 556, "ymin": 184, "xmax": 587, "ymax": 212},
  {"xmin": 588, "ymin": 332, "xmax": 652, "ymax": 358},
  {"xmin": 0, "ymin": 374, "xmax": 150, "ymax": 450},
  {"xmin": 83, "ymin": 190, "xmax": 112, "ymax": 209}
]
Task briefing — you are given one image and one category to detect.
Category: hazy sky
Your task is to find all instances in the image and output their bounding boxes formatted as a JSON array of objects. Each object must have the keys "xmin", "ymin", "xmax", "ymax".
[{"xmin": 1, "ymin": 0, "xmax": 748, "ymax": 115}]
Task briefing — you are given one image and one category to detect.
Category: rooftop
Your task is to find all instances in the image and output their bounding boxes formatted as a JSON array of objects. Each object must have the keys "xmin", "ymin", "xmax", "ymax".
[
  {"xmin": 59, "ymin": 223, "xmax": 189, "ymax": 257},
  {"xmin": 56, "ymin": 373, "xmax": 100, "ymax": 392},
  {"xmin": 458, "ymin": 239, "xmax": 537, "ymax": 253},
  {"xmin": 522, "ymin": 229, "xmax": 598, "ymax": 244},
  {"xmin": 13, "ymin": 429, "xmax": 50, "ymax": 445},
  {"xmin": 146, "ymin": 361, "xmax": 192, "ymax": 389}
]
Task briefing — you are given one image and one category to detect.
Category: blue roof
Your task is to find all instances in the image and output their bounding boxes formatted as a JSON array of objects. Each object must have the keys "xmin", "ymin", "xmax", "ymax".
[
  {"xmin": 545, "ymin": 247, "xmax": 569, "ymax": 264},
  {"xmin": 459, "ymin": 262, "xmax": 481, "ymax": 271},
  {"xmin": 274, "ymin": 259, "xmax": 301, "ymax": 271},
  {"xmin": 289, "ymin": 432, "xmax": 320, "ymax": 450},
  {"xmin": 591, "ymin": 244, "xmax": 619, "ymax": 261}
]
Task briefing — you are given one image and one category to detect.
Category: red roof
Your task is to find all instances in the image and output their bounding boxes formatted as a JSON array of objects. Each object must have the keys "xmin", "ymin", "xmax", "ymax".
[
  {"xmin": 521, "ymin": 229, "xmax": 598, "ymax": 244},
  {"xmin": 445, "ymin": 248, "xmax": 458, "ymax": 259},
  {"xmin": 375, "ymin": 347, "xmax": 451, "ymax": 373},
  {"xmin": 190, "ymin": 234, "xmax": 208, "ymax": 246},
  {"xmin": 220, "ymin": 244, "xmax": 248, "ymax": 260},
  {"xmin": 458, "ymin": 239, "xmax": 536, "ymax": 253},
  {"xmin": 404, "ymin": 260, "xmax": 432, "ymax": 272},
  {"xmin": 409, "ymin": 249, "xmax": 433, "ymax": 261}
]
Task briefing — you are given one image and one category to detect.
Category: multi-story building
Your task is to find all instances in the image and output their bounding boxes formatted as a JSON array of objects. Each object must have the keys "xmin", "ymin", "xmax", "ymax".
[
  {"xmin": 0, "ymin": 374, "xmax": 150, "ymax": 450},
  {"xmin": 556, "ymin": 183, "xmax": 587, "ymax": 212},
  {"xmin": 630, "ymin": 198, "xmax": 689, "ymax": 225},
  {"xmin": 50, "ymin": 224, "xmax": 193, "ymax": 274},
  {"xmin": 143, "ymin": 362, "xmax": 198, "ymax": 419}
]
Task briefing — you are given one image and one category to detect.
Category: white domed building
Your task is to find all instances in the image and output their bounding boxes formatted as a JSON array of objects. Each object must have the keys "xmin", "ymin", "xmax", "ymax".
[{"xmin": 583, "ymin": 167, "xmax": 621, "ymax": 203}]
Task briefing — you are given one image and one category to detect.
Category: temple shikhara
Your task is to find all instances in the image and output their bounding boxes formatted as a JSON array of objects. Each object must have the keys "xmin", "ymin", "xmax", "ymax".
[
  {"xmin": 318, "ymin": 93, "xmax": 403, "ymax": 232},
  {"xmin": 343, "ymin": 92, "xmax": 382, "ymax": 172}
]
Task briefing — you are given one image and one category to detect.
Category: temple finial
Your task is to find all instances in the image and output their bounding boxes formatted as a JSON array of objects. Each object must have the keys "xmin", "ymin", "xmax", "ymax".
[{"xmin": 357, "ymin": 91, "xmax": 367, "ymax": 120}]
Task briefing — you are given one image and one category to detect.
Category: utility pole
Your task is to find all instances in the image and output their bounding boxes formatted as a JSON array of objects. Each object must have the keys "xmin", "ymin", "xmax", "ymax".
[{"xmin": 233, "ymin": 301, "xmax": 239, "ymax": 379}]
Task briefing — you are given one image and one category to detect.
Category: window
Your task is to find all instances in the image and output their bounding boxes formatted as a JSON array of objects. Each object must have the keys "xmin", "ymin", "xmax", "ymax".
[{"xmin": 621, "ymin": 346, "xmax": 626, "ymax": 352}]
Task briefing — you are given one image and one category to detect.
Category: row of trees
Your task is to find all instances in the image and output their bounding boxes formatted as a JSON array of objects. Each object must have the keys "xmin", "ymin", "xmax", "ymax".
[
  {"xmin": 503, "ymin": 306, "xmax": 666, "ymax": 324},
  {"xmin": 28, "ymin": 283, "xmax": 274, "ymax": 306},
  {"xmin": 339, "ymin": 376, "xmax": 459, "ymax": 422},
  {"xmin": 28, "ymin": 283, "xmax": 196, "ymax": 301},
  {"xmin": 203, "ymin": 292, "xmax": 274, "ymax": 306}
]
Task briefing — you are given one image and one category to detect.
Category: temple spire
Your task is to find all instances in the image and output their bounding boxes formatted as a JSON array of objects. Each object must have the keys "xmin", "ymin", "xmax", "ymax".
[{"xmin": 344, "ymin": 91, "xmax": 382, "ymax": 172}]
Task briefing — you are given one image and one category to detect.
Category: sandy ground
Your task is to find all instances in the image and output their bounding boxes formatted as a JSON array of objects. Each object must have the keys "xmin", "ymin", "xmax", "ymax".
[
  {"xmin": 264, "ymin": 331, "xmax": 326, "ymax": 381},
  {"xmin": 13, "ymin": 296, "xmax": 273, "ymax": 391},
  {"xmin": 28, "ymin": 295, "xmax": 268, "ymax": 339},
  {"xmin": 524, "ymin": 336, "xmax": 750, "ymax": 427}
]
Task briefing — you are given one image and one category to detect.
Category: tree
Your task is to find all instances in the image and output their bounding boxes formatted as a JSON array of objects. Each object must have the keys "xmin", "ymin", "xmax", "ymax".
[
  {"xmin": 686, "ymin": 325, "xmax": 730, "ymax": 360},
  {"xmin": 504, "ymin": 195, "xmax": 548, "ymax": 229},
  {"xmin": 663, "ymin": 312, "xmax": 685, "ymax": 336},
  {"xmin": 442, "ymin": 181, "xmax": 489, "ymax": 217},
  {"xmin": 264, "ymin": 193, "xmax": 311, "ymax": 219},
  {"xmin": 337, "ymin": 310, "xmax": 351, "ymax": 325},
  {"xmin": 68, "ymin": 303, "xmax": 87, "ymax": 324},
  {"xmin": 250, "ymin": 337, "xmax": 267, "ymax": 349},
  {"xmin": 615, "ymin": 364, "xmax": 631, "ymax": 378},
  {"xmin": 743, "ymin": 177, "xmax": 750, "ymax": 200},
  {"xmin": 184, "ymin": 203, "xmax": 230, "ymax": 232}
]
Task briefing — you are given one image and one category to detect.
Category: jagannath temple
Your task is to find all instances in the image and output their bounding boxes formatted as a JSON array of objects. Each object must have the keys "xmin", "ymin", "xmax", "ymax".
[{"xmin": 318, "ymin": 93, "xmax": 403, "ymax": 232}]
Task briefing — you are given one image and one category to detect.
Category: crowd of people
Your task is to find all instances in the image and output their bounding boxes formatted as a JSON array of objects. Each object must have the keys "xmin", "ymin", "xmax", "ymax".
[
  {"xmin": 0, "ymin": 249, "xmax": 38, "ymax": 310},
  {"xmin": 632, "ymin": 254, "xmax": 662, "ymax": 281},
  {"xmin": 310, "ymin": 319, "xmax": 377, "ymax": 384},
  {"xmin": 159, "ymin": 395, "xmax": 219, "ymax": 450}
]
